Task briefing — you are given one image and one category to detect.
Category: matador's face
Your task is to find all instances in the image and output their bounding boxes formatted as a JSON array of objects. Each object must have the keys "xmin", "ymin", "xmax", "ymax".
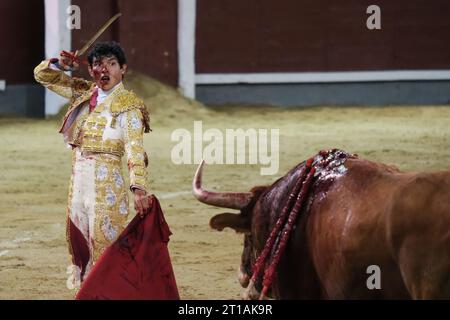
[{"xmin": 88, "ymin": 55, "xmax": 127, "ymax": 91}]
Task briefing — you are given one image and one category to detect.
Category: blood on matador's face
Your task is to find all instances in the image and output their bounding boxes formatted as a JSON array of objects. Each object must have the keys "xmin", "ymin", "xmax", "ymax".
[{"xmin": 88, "ymin": 55, "xmax": 127, "ymax": 91}]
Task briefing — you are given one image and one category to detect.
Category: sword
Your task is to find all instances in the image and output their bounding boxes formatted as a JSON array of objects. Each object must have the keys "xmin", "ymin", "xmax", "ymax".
[{"xmin": 59, "ymin": 13, "xmax": 122, "ymax": 67}]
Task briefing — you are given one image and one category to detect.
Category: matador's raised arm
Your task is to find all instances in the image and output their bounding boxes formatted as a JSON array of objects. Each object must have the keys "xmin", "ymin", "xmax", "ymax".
[{"xmin": 34, "ymin": 60, "xmax": 94, "ymax": 100}]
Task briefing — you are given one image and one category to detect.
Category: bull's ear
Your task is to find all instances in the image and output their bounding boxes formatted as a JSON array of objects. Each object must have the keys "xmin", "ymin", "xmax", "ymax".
[{"xmin": 210, "ymin": 213, "xmax": 250, "ymax": 233}]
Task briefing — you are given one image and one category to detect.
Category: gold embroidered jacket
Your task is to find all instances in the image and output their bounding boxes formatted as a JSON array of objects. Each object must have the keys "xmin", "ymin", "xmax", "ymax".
[{"xmin": 34, "ymin": 60, "xmax": 151, "ymax": 192}]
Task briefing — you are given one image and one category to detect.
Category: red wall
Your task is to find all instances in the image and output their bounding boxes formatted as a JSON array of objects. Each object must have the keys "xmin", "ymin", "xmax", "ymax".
[
  {"xmin": 71, "ymin": 0, "xmax": 178, "ymax": 86},
  {"xmin": 3, "ymin": 0, "xmax": 449, "ymax": 85},
  {"xmin": 196, "ymin": 0, "xmax": 450, "ymax": 73},
  {"xmin": 0, "ymin": 1, "xmax": 45, "ymax": 84}
]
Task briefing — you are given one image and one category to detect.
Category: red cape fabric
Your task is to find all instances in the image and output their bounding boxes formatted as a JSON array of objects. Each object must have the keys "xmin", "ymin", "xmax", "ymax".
[{"xmin": 76, "ymin": 196, "xmax": 179, "ymax": 300}]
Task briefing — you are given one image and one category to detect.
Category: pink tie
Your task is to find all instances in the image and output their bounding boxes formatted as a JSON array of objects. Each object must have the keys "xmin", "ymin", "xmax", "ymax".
[{"xmin": 89, "ymin": 88, "xmax": 98, "ymax": 113}]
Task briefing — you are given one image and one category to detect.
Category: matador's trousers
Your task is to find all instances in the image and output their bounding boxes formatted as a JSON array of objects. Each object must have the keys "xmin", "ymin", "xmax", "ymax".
[{"xmin": 66, "ymin": 148, "xmax": 129, "ymax": 289}]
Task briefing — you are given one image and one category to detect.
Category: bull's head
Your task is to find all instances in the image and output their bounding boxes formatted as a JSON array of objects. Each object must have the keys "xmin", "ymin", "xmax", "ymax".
[{"xmin": 192, "ymin": 161, "xmax": 270, "ymax": 299}]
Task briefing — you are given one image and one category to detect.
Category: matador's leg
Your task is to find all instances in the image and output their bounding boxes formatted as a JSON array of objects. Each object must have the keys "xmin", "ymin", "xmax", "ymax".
[
  {"xmin": 91, "ymin": 154, "xmax": 129, "ymax": 263},
  {"xmin": 66, "ymin": 150, "xmax": 95, "ymax": 289}
]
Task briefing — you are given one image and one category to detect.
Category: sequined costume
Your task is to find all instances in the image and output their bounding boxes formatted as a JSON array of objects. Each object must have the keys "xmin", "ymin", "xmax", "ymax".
[{"xmin": 34, "ymin": 60, "xmax": 151, "ymax": 289}]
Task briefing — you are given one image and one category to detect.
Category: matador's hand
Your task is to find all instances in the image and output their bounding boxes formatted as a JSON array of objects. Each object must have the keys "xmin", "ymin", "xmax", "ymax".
[
  {"xmin": 133, "ymin": 189, "xmax": 153, "ymax": 218},
  {"xmin": 59, "ymin": 51, "xmax": 80, "ymax": 71}
]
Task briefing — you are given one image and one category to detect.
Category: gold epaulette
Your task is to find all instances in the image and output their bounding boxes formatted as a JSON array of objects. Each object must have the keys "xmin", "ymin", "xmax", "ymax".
[
  {"xmin": 72, "ymin": 81, "xmax": 96, "ymax": 96},
  {"xmin": 111, "ymin": 89, "xmax": 151, "ymax": 133},
  {"xmin": 72, "ymin": 89, "xmax": 93, "ymax": 107},
  {"xmin": 110, "ymin": 89, "xmax": 144, "ymax": 113}
]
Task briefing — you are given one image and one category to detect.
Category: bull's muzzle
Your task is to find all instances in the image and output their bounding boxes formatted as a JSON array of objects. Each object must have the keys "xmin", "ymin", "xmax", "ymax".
[
  {"xmin": 241, "ymin": 279, "xmax": 262, "ymax": 300},
  {"xmin": 238, "ymin": 267, "xmax": 263, "ymax": 300},
  {"xmin": 238, "ymin": 266, "xmax": 250, "ymax": 288}
]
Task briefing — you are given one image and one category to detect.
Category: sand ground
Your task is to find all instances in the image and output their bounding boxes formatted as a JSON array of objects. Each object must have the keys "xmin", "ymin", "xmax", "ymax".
[{"xmin": 1, "ymin": 74, "xmax": 449, "ymax": 299}]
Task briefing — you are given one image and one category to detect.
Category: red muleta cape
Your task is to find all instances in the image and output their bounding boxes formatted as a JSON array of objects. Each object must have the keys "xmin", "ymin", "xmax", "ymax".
[{"xmin": 76, "ymin": 196, "xmax": 179, "ymax": 300}]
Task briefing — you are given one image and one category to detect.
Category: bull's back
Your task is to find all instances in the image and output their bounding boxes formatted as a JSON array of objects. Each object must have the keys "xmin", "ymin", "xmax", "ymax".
[{"xmin": 305, "ymin": 158, "xmax": 450, "ymax": 298}]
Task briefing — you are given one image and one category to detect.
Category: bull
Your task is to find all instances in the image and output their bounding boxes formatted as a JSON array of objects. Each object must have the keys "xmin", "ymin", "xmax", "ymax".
[{"xmin": 192, "ymin": 150, "xmax": 450, "ymax": 299}]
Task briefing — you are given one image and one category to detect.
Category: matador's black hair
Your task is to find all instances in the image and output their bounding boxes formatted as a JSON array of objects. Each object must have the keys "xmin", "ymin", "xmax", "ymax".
[{"xmin": 87, "ymin": 41, "xmax": 127, "ymax": 67}]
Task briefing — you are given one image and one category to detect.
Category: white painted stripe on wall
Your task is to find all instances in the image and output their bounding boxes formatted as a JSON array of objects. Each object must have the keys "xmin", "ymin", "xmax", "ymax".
[
  {"xmin": 195, "ymin": 70, "xmax": 450, "ymax": 84},
  {"xmin": 44, "ymin": 0, "xmax": 71, "ymax": 116},
  {"xmin": 178, "ymin": 0, "xmax": 197, "ymax": 99},
  {"xmin": 0, "ymin": 80, "xmax": 5, "ymax": 91}
]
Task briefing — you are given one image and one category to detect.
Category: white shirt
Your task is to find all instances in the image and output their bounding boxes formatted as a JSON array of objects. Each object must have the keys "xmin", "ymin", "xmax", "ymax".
[{"xmin": 97, "ymin": 82, "xmax": 122, "ymax": 105}]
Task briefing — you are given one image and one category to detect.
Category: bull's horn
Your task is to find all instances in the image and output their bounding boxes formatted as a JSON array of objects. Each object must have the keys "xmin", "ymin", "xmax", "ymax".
[{"xmin": 192, "ymin": 160, "xmax": 253, "ymax": 210}]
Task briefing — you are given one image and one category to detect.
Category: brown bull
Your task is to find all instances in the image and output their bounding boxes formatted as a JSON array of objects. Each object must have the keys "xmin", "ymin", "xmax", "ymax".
[{"xmin": 193, "ymin": 152, "xmax": 450, "ymax": 299}]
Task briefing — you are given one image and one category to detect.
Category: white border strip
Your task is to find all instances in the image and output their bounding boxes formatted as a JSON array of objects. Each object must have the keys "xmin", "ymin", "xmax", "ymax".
[
  {"xmin": 178, "ymin": 0, "xmax": 197, "ymax": 98},
  {"xmin": 195, "ymin": 70, "xmax": 450, "ymax": 84},
  {"xmin": 0, "ymin": 80, "xmax": 5, "ymax": 91},
  {"xmin": 44, "ymin": 0, "xmax": 71, "ymax": 116}
]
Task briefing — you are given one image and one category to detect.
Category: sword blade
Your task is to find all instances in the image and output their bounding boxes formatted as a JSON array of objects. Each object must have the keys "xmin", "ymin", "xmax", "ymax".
[{"xmin": 77, "ymin": 13, "xmax": 122, "ymax": 56}]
